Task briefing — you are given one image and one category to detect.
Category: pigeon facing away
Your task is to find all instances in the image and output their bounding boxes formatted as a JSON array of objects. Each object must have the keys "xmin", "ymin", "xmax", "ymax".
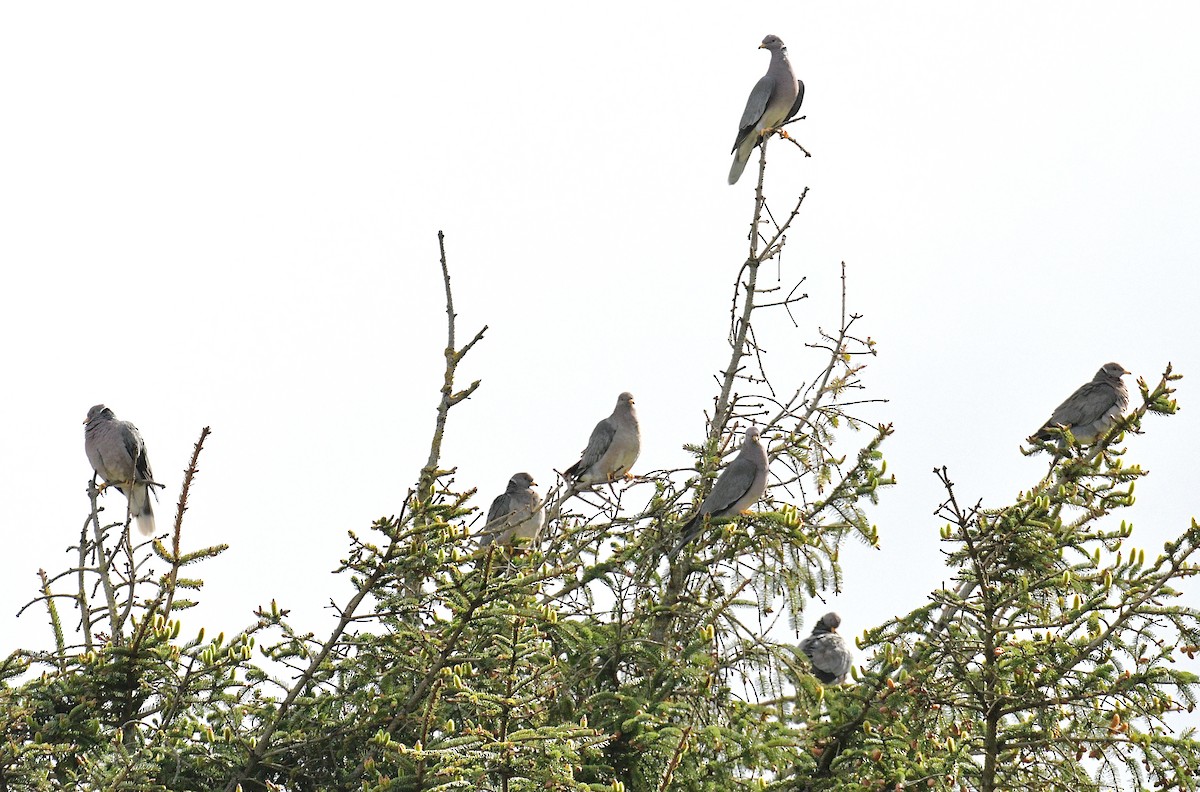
[
  {"xmin": 1029, "ymin": 362, "xmax": 1131, "ymax": 446},
  {"xmin": 799, "ymin": 612, "xmax": 853, "ymax": 685},
  {"xmin": 479, "ymin": 472, "xmax": 544, "ymax": 548},
  {"xmin": 564, "ymin": 392, "xmax": 641, "ymax": 485},
  {"xmin": 84, "ymin": 404, "xmax": 156, "ymax": 535},
  {"xmin": 728, "ymin": 35, "xmax": 803, "ymax": 185},
  {"xmin": 669, "ymin": 425, "xmax": 769, "ymax": 559}
]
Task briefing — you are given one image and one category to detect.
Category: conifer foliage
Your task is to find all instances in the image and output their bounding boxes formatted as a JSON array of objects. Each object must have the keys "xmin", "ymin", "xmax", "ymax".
[{"xmin": 2, "ymin": 134, "xmax": 1197, "ymax": 792}]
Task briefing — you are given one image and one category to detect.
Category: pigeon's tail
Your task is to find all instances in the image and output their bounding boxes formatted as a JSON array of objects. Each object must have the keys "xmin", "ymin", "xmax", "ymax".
[
  {"xmin": 1029, "ymin": 425, "xmax": 1062, "ymax": 444},
  {"xmin": 728, "ymin": 133, "xmax": 759, "ymax": 185},
  {"xmin": 728, "ymin": 149, "xmax": 751, "ymax": 185},
  {"xmin": 666, "ymin": 515, "xmax": 701, "ymax": 562},
  {"xmin": 130, "ymin": 484, "xmax": 156, "ymax": 536},
  {"xmin": 812, "ymin": 668, "xmax": 840, "ymax": 685}
]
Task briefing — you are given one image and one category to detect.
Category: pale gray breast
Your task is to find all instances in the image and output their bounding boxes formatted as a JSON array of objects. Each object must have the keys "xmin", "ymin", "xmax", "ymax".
[
  {"xmin": 599, "ymin": 419, "xmax": 640, "ymax": 478},
  {"xmin": 86, "ymin": 422, "xmax": 136, "ymax": 483},
  {"xmin": 760, "ymin": 61, "xmax": 798, "ymax": 131}
]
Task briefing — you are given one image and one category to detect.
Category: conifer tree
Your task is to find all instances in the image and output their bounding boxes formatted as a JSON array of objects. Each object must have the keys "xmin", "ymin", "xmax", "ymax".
[
  {"xmin": 3, "ymin": 128, "xmax": 1197, "ymax": 792},
  {"xmin": 796, "ymin": 368, "xmax": 1200, "ymax": 792}
]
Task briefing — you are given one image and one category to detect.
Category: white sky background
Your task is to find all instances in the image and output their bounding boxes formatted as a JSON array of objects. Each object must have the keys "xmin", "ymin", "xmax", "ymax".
[{"xmin": 2, "ymin": 0, "xmax": 1198, "ymax": 719}]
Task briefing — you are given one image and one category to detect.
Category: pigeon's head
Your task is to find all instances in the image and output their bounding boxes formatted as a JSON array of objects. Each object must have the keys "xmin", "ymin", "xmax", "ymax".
[
  {"xmin": 744, "ymin": 425, "xmax": 762, "ymax": 443},
  {"xmin": 1097, "ymin": 362, "xmax": 1131, "ymax": 381},
  {"xmin": 819, "ymin": 612, "xmax": 841, "ymax": 632},
  {"xmin": 508, "ymin": 472, "xmax": 536, "ymax": 491},
  {"xmin": 617, "ymin": 392, "xmax": 635, "ymax": 407},
  {"xmin": 84, "ymin": 404, "xmax": 114, "ymax": 425},
  {"xmin": 759, "ymin": 35, "xmax": 786, "ymax": 52}
]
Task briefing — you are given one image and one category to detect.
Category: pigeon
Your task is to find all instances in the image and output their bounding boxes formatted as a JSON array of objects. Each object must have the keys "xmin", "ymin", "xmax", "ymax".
[
  {"xmin": 84, "ymin": 404, "xmax": 156, "ymax": 535},
  {"xmin": 799, "ymin": 612, "xmax": 853, "ymax": 685},
  {"xmin": 669, "ymin": 425, "xmax": 769, "ymax": 559},
  {"xmin": 564, "ymin": 392, "xmax": 641, "ymax": 485},
  {"xmin": 479, "ymin": 472, "xmax": 544, "ymax": 548},
  {"xmin": 1029, "ymin": 362, "xmax": 1131, "ymax": 446},
  {"xmin": 728, "ymin": 35, "xmax": 802, "ymax": 185}
]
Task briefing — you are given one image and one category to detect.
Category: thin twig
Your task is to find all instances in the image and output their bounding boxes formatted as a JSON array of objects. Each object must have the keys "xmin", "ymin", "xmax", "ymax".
[
  {"xmin": 420, "ymin": 230, "xmax": 487, "ymax": 496},
  {"xmin": 164, "ymin": 427, "xmax": 211, "ymax": 616}
]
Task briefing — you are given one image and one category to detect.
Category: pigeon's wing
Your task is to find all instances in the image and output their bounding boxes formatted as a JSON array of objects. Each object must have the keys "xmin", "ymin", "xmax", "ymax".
[
  {"xmin": 1048, "ymin": 381, "xmax": 1117, "ymax": 428},
  {"xmin": 480, "ymin": 492, "xmax": 517, "ymax": 546},
  {"xmin": 700, "ymin": 455, "xmax": 761, "ymax": 517},
  {"xmin": 1034, "ymin": 381, "xmax": 1120, "ymax": 441},
  {"xmin": 801, "ymin": 633, "xmax": 853, "ymax": 683},
  {"xmin": 732, "ymin": 74, "xmax": 774, "ymax": 152},
  {"xmin": 566, "ymin": 417, "xmax": 616, "ymax": 480},
  {"xmin": 783, "ymin": 79, "xmax": 805, "ymax": 124},
  {"xmin": 119, "ymin": 421, "xmax": 153, "ymax": 484},
  {"xmin": 486, "ymin": 492, "xmax": 515, "ymax": 528},
  {"xmin": 668, "ymin": 456, "xmax": 761, "ymax": 559}
]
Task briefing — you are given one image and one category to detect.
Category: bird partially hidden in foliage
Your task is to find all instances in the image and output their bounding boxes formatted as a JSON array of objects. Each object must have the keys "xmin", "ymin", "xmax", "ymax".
[
  {"xmin": 84, "ymin": 404, "xmax": 157, "ymax": 536},
  {"xmin": 564, "ymin": 392, "xmax": 641, "ymax": 485},
  {"xmin": 1028, "ymin": 362, "xmax": 1130, "ymax": 447},
  {"xmin": 668, "ymin": 425, "xmax": 769, "ymax": 560},
  {"xmin": 478, "ymin": 472, "xmax": 544, "ymax": 548},
  {"xmin": 728, "ymin": 34, "xmax": 805, "ymax": 185},
  {"xmin": 799, "ymin": 612, "xmax": 853, "ymax": 685}
]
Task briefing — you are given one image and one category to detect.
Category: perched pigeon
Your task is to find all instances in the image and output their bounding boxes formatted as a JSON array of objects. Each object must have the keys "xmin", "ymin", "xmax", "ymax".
[
  {"xmin": 1029, "ymin": 362, "xmax": 1131, "ymax": 445},
  {"xmin": 669, "ymin": 425, "xmax": 769, "ymax": 559},
  {"xmin": 479, "ymin": 472, "xmax": 544, "ymax": 548},
  {"xmin": 84, "ymin": 404, "xmax": 156, "ymax": 535},
  {"xmin": 799, "ymin": 612, "xmax": 853, "ymax": 685},
  {"xmin": 564, "ymin": 392, "xmax": 641, "ymax": 485},
  {"xmin": 728, "ymin": 35, "xmax": 802, "ymax": 185}
]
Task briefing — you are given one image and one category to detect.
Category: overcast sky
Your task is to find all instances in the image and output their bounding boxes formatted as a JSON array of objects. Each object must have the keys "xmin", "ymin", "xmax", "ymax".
[{"xmin": 2, "ymin": 2, "xmax": 1197, "ymax": 704}]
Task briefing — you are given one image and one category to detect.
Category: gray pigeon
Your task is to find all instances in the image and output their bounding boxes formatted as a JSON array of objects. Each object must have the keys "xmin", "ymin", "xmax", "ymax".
[
  {"xmin": 1029, "ymin": 362, "xmax": 1131, "ymax": 445},
  {"xmin": 564, "ymin": 392, "xmax": 641, "ymax": 485},
  {"xmin": 728, "ymin": 35, "xmax": 802, "ymax": 185},
  {"xmin": 669, "ymin": 425, "xmax": 769, "ymax": 559},
  {"xmin": 479, "ymin": 472, "xmax": 544, "ymax": 548},
  {"xmin": 799, "ymin": 612, "xmax": 853, "ymax": 685},
  {"xmin": 84, "ymin": 404, "xmax": 156, "ymax": 535}
]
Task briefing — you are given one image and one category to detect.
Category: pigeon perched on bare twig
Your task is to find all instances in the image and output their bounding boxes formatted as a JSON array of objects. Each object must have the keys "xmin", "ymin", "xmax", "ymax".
[
  {"xmin": 728, "ymin": 35, "xmax": 803, "ymax": 185},
  {"xmin": 799, "ymin": 612, "xmax": 853, "ymax": 685},
  {"xmin": 479, "ymin": 472, "xmax": 544, "ymax": 548},
  {"xmin": 1029, "ymin": 362, "xmax": 1130, "ymax": 446},
  {"xmin": 84, "ymin": 404, "xmax": 156, "ymax": 535},
  {"xmin": 669, "ymin": 425, "xmax": 769, "ymax": 559},
  {"xmin": 564, "ymin": 392, "xmax": 640, "ymax": 485}
]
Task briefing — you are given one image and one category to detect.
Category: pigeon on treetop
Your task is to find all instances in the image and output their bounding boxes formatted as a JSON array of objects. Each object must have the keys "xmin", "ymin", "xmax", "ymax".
[
  {"xmin": 84, "ymin": 404, "xmax": 157, "ymax": 536},
  {"xmin": 728, "ymin": 34, "xmax": 804, "ymax": 185},
  {"xmin": 799, "ymin": 612, "xmax": 853, "ymax": 685},
  {"xmin": 1029, "ymin": 362, "xmax": 1130, "ymax": 446},
  {"xmin": 564, "ymin": 392, "xmax": 641, "ymax": 485}
]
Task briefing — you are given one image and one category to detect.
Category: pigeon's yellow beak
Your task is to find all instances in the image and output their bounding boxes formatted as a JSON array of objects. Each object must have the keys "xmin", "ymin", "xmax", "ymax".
[{"xmin": 759, "ymin": 43, "xmax": 767, "ymax": 49}]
